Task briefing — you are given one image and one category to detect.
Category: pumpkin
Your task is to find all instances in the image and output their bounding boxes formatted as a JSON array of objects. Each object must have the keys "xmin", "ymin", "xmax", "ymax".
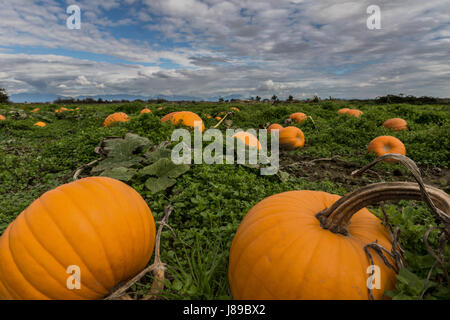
[
  {"xmin": 103, "ymin": 112, "xmax": 130, "ymax": 127},
  {"xmin": 34, "ymin": 121, "xmax": 46, "ymax": 127},
  {"xmin": 267, "ymin": 124, "xmax": 283, "ymax": 134},
  {"xmin": 162, "ymin": 111, "xmax": 205, "ymax": 132},
  {"xmin": 228, "ymin": 168, "xmax": 449, "ymax": 300},
  {"xmin": 346, "ymin": 109, "xmax": 363, "ymax": 118},
  {"xmin": 368, "ymin": 136, "xmax": 406, "ymax": 160},
  {"xmin": 206, "ymin": 115, "xmax": 212, "ymax": 119},
  {"xmin": 279, "ymin": 126, "xmax": 305, "ymax": 149},
  {"xmin": 0, "ymin": 115, "xmax": 5, "ymax": 121},
  {"xmin": 216, "ymin": 116, "xmax": 222, "ymax": 121},
  {"xmin": 140, "ymin": 108, "xmax": 151, "ymax": 115},
  {"xmin": 233, "ymin": 132, "xmax": 262, "ymax": 150},
  {"xmin": 231, "ymin": 107, "xmax": 240, "ymax": 112},
  {"xmin": 289, "ymin": 113, "xmax": 307, "ymax": 123},
  {"xmin": 31, "ymin": 108, "xmax": 40, "ymax": 113},
  {"xmin": 337, "ymin": 108, "xmax": 350, "ymax": 114},
  {"xmin": 160, "ymin": 112, "xmax": 180, "ymax": 122},
  {"xmin": 0, "ymin": 177, "xmax": 156, "ymax": 300},
  {"xmin": 382, "ymin": 118, "xmax": 407, "ymax": 131}
]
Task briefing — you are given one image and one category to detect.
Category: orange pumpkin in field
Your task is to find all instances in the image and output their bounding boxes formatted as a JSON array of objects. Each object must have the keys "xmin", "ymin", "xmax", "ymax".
[
  {"xmin": 34, "ymin": 121, "xmax": 46, "ymax": 127},
  {"xmin": 31, "ymin": 108, "xmax": 40, "ymax": 113},
  {"xmin": 233, "ymin": 132, "xmax": 262, "ymax": 150},
  {"xmin": 162, "ymin": 111, "xmax": 205, "ymax": 132},
  {"xmin": 231, "ymin": 107, "xmax": 240, "ymax": 112},
  {"xmin": 267, "ymin": 124, "xmax": 283, "ymax": 133},
  {"xmin": 337, "ymin": 108, "xmax": 350, "ymax": 114},
  {"xmin": 368, "ymin": 136, "xmax": 406, "ymax": 160},
  {"xmin": 289, "ymin": 113, "xmax": 307, "ymax": 123},
  {"xmin": 140, "ymin": 108, "xmax": 151, "ymax": 115},
  {"xmin": 346, "ymin": 109, "xmax": 363, "ymax": 118},
  {"xmin": 229, "ymin": 163, "xmax": 450, "ymax": 301},
  {"xmin": 103, "ymin": 112, "xmax": 130, "ymax": 127},
  {"xmin": 160, "ymin": 112, "xmax": 180, "ymax": 122},
  {"xmin": 216, "ymin": 116, "xmax": 222, "ymax": 121},
  {"xmin": 0, "ymin": 177, "xmax": 156, "ymax": 300},
  {"xmin": 0, "ymin": 115, "xmax": 5, "ymax": 121},
  {"xmin": 279, "ymin": 126, "xmax": 305, "ymax": 149},
  {"xmin": 228, "ymin": 188, "xmax": 402, "ymax": 300},
  {"xmin": 382, "ymin": 118, "xmax": 407, "ymax": 131}
]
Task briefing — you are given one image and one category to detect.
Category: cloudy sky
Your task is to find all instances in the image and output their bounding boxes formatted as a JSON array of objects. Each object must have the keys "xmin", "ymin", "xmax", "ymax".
[{"xmin": 0, "ymin": 0, "xmax": 449, "ymax": 102}]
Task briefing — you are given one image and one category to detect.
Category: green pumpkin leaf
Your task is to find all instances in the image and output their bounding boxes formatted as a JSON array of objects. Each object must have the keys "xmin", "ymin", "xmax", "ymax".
[
  {"xmin": 141, "ymin": 158, "xmax": 190, "ymax": 178},
  {"xmin": 145, "ymin": 176, "xmax": 177, "ymax": 194},
  {"xmin": 100, "ymin": 167, "xmax": 137, "ymax": 182}
]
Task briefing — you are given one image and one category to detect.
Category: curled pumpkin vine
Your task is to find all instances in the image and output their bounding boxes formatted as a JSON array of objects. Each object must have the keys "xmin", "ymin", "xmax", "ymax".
[
  {"xmin": 349, "ymin": 153, "xmax": 450, "ymax": 298},
  {"xmin": 105, "ymin": 204, "xmax": 174, "ymax": 300}
]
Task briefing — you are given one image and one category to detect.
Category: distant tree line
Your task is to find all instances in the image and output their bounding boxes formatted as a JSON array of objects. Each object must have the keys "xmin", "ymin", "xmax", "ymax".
[
  {"xmin": 0, "ymin": 88, "xmax": 10, "ymax": 104},
  {"xmin": 53, "ymin": 97, "xmax": 169, "ymax": 104}
]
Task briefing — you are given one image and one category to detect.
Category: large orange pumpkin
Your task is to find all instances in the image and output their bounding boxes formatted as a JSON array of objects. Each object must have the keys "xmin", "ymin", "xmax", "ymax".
[
  {"xmin": 0, "ymin": 177, "xmax": 156, "ymax": 300},
  {"xmin": 382, "ymin": 118, "xmax": 407, "ymax": 131},
  {"xmin": 289, "ymin": 113, "xmax": 307, "ymax": 123},
  {"xmin": 368, "ymin": 136, "xmax": 406, "ymax": 160},
  {"xmin": 267, "ymin": 124, "xmax": 283, "ymax": 134},
  {"xmin": 346, "ymin": 109, "xmax": 363, "ymax": 118},
  {"xmin": 231, "ymin": 107, "xmax": 240, "ymax": 112},
  {"xmin": 0, "ymin": 115, "xmax": 5, "ymax": 121},
  {"xmin": 233, "ymin": 132, "xmax": 262, "ymax": 150},
  {"xmin": 160, "ymin": 112, "xmax": 180, "ymax": 122},
  {"xmin": 229, "ymin": 176, "xmax": 449, "ymax": 300},
  {"xmin": 103, "ymin": 112, "xmax": 130, "ymax": 127},
  {"xmin": 162, "ymin": 111, "xmax": 205, "ymax": 132},
  {"xmin": 279, "ymin": 126, "xmax": 305, "ymax": 149}
]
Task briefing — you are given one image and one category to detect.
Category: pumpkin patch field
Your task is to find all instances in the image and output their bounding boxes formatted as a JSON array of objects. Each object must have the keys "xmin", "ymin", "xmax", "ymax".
[{"xmin": 0, "ymin": 100, "xmax": 449, "ymax": 300}]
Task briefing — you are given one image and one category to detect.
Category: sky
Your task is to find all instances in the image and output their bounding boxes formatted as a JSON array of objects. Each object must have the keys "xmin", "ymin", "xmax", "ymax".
[{"xmin": 0, "ymin": 0, "xmax": 449, "ymax": 102}]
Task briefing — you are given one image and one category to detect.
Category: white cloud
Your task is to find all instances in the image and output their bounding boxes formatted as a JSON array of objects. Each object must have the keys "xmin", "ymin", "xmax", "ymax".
[{"xmin": 0, "ymin": 0, "xmax": 449, "ymax": 100}]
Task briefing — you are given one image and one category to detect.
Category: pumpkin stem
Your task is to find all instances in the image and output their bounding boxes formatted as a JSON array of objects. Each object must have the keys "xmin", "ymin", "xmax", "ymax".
[{"xmin": 316, "ymin": 154, "xmax": 450, "ymax": 236}]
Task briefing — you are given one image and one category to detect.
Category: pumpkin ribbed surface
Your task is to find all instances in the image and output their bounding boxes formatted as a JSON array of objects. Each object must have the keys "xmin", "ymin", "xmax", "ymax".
[
  {"xmin": 0, "ymin": 177, "xmax": 156, "ymax": 300},
  {"xmin": 289, "ymin": 113, "xmax": 307, "ymax": 123},
  {"xmin": 228, "ymin": 190, "xmax": 396, "ymax": 300},
  {"xmin": 162, "ymin": 111, "xmax": 205, "ymax": 132},
  {"xmin": 103, "ymin": 112, "xmax": 130, "ymax": 127},
  {"xmin": 279, "ymin": 126, "xmax": 305, "ymax": 149},
  {"xmin": 267, "ymin": 124, "xmax": 283, "ymax": 133},
  {"xmin": 382, "ymin": 118, "xmax": 407, "ymax": 131},
  {"xmin": 368, "ymin": 136, "xmax": 406, "ymax": 159}
]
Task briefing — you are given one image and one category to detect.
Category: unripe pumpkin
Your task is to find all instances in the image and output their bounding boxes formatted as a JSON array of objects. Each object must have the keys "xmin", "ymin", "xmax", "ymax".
[
  {"xmin": 279, "ymin": 126, "xmax": 305, "ymax": 150},
  {"xmin": 0, "ymin": 177, "xmax": 156, "ymax": 300},
  {"xmin": 368, "ymin": 136, "xmax": 406, "ymax": 160},
  {"xmin": 382, "ymin": 118, "xmax": 407, "ymax": 131},
  {"xmin": 103, "ymin": 112, "xmax": 130, "ymax": 127},
  {"xmin": 289, "ymin": 113, "xmax": 307, "ymax": 123}
]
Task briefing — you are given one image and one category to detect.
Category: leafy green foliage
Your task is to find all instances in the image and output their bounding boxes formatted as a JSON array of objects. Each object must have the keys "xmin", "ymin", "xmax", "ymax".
[{"xmin": 0, "ymin": 100, "xmax": 448, "ymax": 300}]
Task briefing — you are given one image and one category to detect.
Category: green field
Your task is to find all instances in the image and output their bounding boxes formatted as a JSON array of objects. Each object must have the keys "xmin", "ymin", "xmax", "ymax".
[{"xmin": 0, "ymin": 101, "xmax": 449, "ymax": 300}]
